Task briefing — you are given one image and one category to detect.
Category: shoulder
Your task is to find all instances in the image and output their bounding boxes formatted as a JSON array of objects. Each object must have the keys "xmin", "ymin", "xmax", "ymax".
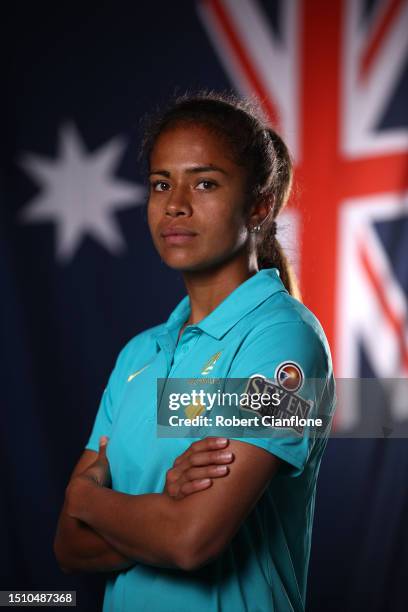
[
  {"xmin": 253, "ymin": 290, "xmax": 328, "ymax": 342},
  {"xmin": 233, "ymin": 292, "xmax": 333, "ymax": 378}
]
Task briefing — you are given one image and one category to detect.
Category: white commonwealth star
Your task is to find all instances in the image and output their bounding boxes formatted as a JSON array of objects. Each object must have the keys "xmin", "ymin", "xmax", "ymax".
[{"xmin": 19, "ymin": 122, "xmax": 146, "ymax": 262}]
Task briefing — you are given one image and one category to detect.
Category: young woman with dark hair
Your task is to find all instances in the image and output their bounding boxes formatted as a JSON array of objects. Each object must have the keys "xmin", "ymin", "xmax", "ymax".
[{"xmin": 54, "ymin": 92, "xmax": 336, "ymax": 612}]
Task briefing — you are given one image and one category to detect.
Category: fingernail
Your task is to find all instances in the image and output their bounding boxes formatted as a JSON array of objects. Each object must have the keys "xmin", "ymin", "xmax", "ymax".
[
  {"xmin": 198, "ymin": 479, "xmax": 211, "ymax": 486},
  {"xmin": 215, "ymin": 465, "xmax": 228, "ymax": 474},
  {"xmin": 215, "ymin": 438, "xmax": 228, "ymax": 446},
  {"xmin": 219, "ymin": 452, "xmax": 233, "ymax": 460}
]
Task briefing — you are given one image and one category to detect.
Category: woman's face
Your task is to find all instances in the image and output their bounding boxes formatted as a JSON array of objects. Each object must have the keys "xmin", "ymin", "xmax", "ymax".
[{"xmin": 147, "ymin": 123, "xmax": 252, "ymax": 272}]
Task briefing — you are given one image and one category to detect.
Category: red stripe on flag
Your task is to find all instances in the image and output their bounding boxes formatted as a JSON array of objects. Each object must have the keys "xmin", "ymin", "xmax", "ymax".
[
  {"xmin": 360, "ymin": 0, "xmax": 405, "ymax": 81},
  {"xmin": 207, "ymin": 0, "xmax": 280, "ymax": 126},
  {"xmin": 298, "ymin": 0, "xmax": 343, "ymax": 369},
  {"xmin": 340, "ymin": 153, "xmax": 408, "ymax": 198},
  {"xmin": 359, "ymin": 242, "xmax": 408, "ymax": 371}
]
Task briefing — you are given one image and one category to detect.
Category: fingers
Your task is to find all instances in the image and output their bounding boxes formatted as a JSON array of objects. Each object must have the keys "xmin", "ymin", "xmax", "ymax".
[
  {"xmin": 191, "ymin": 437, "xmax": 229, "ymax": 451},
  {"xmin": 98, "ymin": 436, "xmax": 109, "ymax": 459},
  {"xmin": 165, "ymin": 438, "xmax": 233, "ymax": 500},
  {"xmin": 173, "ymin": 437, "xmax": 229, "ymax": 467},
  {"xmin": 167, "ymin": 477, "xmax": 212, "ymax": 499},
  {"xmin": 182, "ymin": 449, "xmax": 234, "ymax": 469},
  {"xmin": 183, "ymin": 464, "xmax": 230, "ymax": 481},
  {"xmin": 180, "ymin": 479, "xmax": 212, "ymax": 496},
  {"xmin": 165, "ymin": 461, "xmax": 231, "ymax": 499}
]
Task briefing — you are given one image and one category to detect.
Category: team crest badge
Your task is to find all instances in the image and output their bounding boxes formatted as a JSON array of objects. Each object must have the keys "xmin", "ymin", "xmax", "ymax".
[{"xmin": 201, "ymin": 351, "xmax": 222, "ymax": 375}]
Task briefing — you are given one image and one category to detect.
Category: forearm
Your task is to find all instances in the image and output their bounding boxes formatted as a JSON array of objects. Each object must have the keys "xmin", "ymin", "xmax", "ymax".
[
  {"xmin": 54, "ymin": 497, "xmax": 135, "ymax": 574},
  {"xmin": 66, "ymin": 479, "xmax": 191, "ymax": 569}
]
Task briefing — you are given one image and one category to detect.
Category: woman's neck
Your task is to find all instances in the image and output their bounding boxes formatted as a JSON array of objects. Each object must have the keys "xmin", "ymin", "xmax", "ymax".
[{"xmin": 181, "ymin": 257, "xmax": 259, "ymax": 327}]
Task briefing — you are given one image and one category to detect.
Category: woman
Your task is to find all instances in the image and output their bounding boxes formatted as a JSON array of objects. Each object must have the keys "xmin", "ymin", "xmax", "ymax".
[{"xmin": 54, "ymin": 92, "xmax": 336, "ymax": 611}]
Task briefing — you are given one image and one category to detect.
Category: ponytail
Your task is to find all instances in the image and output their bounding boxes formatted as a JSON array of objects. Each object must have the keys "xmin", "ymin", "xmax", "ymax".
[
  {"xmin": 255, "ymin": 129, "xmax": 302, "ymax": 301},
  {"xmin": 257, "ymin": 228, "xmax": 302, "ymax": 301}
]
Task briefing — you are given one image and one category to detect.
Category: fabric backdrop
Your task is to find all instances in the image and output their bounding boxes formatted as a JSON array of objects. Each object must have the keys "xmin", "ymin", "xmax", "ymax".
[{"xmin": 1, "ymin": 1, "xmax": 407, "ymax": 610}]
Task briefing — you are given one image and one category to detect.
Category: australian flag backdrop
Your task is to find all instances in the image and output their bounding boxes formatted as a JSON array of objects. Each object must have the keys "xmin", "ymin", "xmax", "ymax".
[{"xmin": 1, "ymin": 1, "xmax": 408, "ymax": 611}]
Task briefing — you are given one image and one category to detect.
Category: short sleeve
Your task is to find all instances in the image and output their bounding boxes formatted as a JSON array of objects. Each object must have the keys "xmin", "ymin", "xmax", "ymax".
[
  {"xmin": 84, "ymin": 373, "xmax": 115, "ymax": 452},
  {"xmin": 224, "ymin": 321, "xmax": 333, "ymax": 477},
  {"xmin": 84, "ymin": 342, "xmax": 130, "ymax": 452}
]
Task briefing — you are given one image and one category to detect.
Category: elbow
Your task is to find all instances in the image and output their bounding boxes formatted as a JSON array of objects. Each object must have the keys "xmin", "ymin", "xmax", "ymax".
[
  {"xmin": 54, "ymin": 552, "xmax": 78, "ymax": 575},
  {"xmin": 53, "ymin": 536, "xmax": 65, "ymax": 570},
  {"xmin": 53, "ymin": 536, "xmax": 76, "ymax": 575},
  {"xmin": 172, "ymin": 525, "xmax": 225, "ymax": 572},
  {"xmin": 175, "ymin": 553, "xmax": 214, "ymax": 573},
  {"xmin": 175, "ymin": 543, "xmax": 223, "ymax": 572}
]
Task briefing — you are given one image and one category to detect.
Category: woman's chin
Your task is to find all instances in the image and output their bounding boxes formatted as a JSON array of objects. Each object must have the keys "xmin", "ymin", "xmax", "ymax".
[
  {"xmin": 164, "ymin": 259, "xmax": 208, "ymax": 273},
  {"xmin": 160, "ymin": 252, "xmax": 212, "ymax": 273},
  {"xmin": 164, "ymin": 254, "xmax": 234, "ymax": 275}
]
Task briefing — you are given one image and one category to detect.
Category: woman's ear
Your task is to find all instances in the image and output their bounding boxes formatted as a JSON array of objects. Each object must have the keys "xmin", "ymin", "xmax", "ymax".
[{"xmin": 247, "ymin": 195, "xmax": 274, "ymax": 228}]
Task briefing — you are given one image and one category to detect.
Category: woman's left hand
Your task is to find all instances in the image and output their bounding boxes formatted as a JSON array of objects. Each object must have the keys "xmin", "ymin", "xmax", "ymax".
[{"xmin": 164, "ymin": 437, "xmax": 234, "ymax": 500}]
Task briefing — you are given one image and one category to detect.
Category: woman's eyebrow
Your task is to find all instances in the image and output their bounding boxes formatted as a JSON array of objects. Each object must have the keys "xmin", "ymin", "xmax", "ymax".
[
  {"xmin": 149, "ymin": 169, "xmax": 170, "ymax": 177},
  {"xmin": 186, "ymin": 165, "xmax": 228, "ymax": 175},
  {"xmin": 149, "ymin": 165, "xmax": 228, "ymax": 177}
]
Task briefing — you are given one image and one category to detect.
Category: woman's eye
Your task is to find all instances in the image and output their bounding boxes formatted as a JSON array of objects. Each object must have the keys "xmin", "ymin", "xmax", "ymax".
[
  {"xmin": 152, "ymin": 181, "xmax": 170, "ymax": 192},
  {"xmin": 196, "ymin": 180, "xmax": 216, "ymax": 190}
]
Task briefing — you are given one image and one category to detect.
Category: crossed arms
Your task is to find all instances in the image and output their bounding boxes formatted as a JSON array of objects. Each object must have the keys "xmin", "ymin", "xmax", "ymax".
[{"xmin": 54, "ymin": 437, "xmax": 282, "ymax": 573}]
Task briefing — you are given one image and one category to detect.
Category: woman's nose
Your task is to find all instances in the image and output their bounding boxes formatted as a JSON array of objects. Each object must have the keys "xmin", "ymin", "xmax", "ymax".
[{"xmin": 165, "ymin": 185, "xmax": 192, "ymax": 217}]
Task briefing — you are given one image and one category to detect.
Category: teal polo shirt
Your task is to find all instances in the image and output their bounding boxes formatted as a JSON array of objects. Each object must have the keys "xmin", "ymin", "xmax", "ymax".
[{"xmin": 85, "ymin": 268, "xmax": 336, "ymax": 612}]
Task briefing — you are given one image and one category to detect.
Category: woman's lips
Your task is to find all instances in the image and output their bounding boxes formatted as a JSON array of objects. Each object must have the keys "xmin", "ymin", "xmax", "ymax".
[
  {"xmin": 160, "ymin": 227, "xmax": 198, "ymax": 245},
  {"xmin": 162, "ymin": 233, "xmax": 197, "ymax": 245}
]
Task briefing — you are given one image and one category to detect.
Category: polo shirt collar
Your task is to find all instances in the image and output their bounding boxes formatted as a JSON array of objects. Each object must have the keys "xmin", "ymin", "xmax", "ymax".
[{"xmin": 163, "ymin": 268, "xmax": 287, "ymax": 341}]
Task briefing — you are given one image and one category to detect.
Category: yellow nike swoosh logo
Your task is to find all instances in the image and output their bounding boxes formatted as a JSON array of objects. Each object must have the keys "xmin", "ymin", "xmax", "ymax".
[{"xmin": 127, "ymin": 363, "xmax": 150, "ymax": 382}]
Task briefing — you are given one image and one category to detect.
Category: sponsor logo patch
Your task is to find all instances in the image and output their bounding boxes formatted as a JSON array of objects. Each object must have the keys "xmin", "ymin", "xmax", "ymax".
[
  {"xmin": 242, "ymin": 373, "xmax": 313, "ymax": 434},
  {"xmin": 275, "ymin": 361, "xmax": 304, "ymax": 392}
]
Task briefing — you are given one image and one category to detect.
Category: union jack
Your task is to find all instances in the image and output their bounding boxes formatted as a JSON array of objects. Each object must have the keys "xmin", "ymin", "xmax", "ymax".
[{"xmin": 197, "ymin": 0, "xmax": 408, "ymax": 430}]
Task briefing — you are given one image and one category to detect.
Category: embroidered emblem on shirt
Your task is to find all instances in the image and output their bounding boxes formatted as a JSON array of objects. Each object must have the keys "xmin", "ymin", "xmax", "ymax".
[
  {"xmin": 184, "ymin": 402, "xmax": 206, "ymax": 419},
  {"xmin": 201, "ymin": 351, "xmax": 222, "ymax": 375},
  {"xmin": 242, "ymin": 373, "xmax": 312, "ymax": 434},
  {"xmin": 127, "ymin": 363, "xmax": 151, "ymax": 382}
]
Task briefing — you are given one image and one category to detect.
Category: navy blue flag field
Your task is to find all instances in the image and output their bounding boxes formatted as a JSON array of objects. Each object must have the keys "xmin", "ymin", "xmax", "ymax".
[{"xmin": 1, "ymin": 2, "xmax": 407, "ymax": 611}]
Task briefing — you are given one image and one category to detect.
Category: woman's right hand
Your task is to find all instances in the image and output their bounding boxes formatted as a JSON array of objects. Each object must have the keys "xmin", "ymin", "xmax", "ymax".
[{"xmin": 164, "ymin": 437, "xmax": 234, "ymax": 500}]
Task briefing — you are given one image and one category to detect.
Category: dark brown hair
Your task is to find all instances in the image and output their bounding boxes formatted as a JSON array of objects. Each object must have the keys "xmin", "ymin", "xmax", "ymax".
[{"xmin": 141, "ymin": 91, "xmax": 301, "ymax": 300}]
